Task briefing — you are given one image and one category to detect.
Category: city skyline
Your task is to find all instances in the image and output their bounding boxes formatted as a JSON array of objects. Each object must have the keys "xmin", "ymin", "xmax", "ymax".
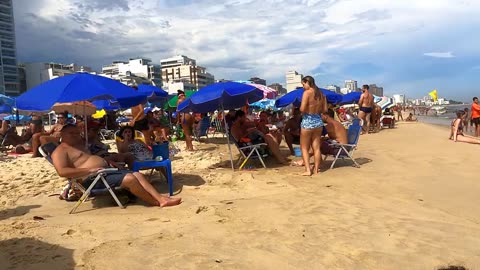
[{"xmin": 12, "ymin": 0, "xmax": 480, "ymax": 102}]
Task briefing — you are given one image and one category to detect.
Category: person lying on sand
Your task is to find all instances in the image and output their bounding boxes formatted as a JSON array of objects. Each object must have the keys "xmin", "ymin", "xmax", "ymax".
[
  {"xmin": 292, "ymin": 109, "xmax": 348, "ymax": 167},
  {"xmin": 51, "ymin": 124, "xmax": 181, "ymax": 207},
  {"xmin": 231, "ymin": 110, "xmax": 288, "ymax": 164},
  {"xmin": 31, "ymin": 112, "xmax": 67, "ymax": 157},
  {"xmin": 449, "ymin": 110, "xmax": 480, "ymax": 145}
]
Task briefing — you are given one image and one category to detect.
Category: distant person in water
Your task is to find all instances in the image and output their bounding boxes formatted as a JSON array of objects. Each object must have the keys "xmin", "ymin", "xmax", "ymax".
[
  {"xmin": 405, "ymin": 113, "xmax": 417, "ymax": 122},
  {"xmin": 450, "ymin": 110, "xmax": 480, "ymax": 144}
]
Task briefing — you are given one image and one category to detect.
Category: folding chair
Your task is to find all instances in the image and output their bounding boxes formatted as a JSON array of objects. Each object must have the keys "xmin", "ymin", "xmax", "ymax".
[
  {"xmin": 39, "ymin": 143, "xmax": 126, "ymax": 214},
  {"xmin": 99, "ymin": 129, "xmax": 115, "ymax": 140},
  {"xmin": 230, "ymin": 134, "xmax": 268, "ymax": 170},
  {"xmin": 323, "ymin": 123, "xmax": 362, "ymax": 169},
  {"xmin": 212, "ymin": 118, "xmax": 226, "ymax": 138},
  {"xmin": 193, "ymin": 117, "xmax": 211, "ymax": 142}
]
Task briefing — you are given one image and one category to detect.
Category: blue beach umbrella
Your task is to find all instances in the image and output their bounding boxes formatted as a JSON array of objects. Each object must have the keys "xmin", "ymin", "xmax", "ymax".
[
  {"xmin": 15, "ymin": 73, "xmax": 147, "ymax": 112},
  {"xmin": 249, "ymin": 99, "xmax": 278, "ymax": 110},
  {"xmin": 177, "ymin": 82, "xmax": 264, "ymax": 113},
  {"xmin": 339, "ymin": 92, "xmax": 362, "ymax": 105},
  {"xmin": 275, "ymin": 88, "xmax": 342, "ymax": 108},
  {"xmin": 4, "ymin": 114, "xmax": 31, "ymax": 122},
  {"xmin": 137, "ymin": 84, "xmax": 168, "ymax": 101},
  {"xmin": 0, "ymin": 94, "xmax": 14, "ymax": 107},
  {"xmin": 0, "ymin": 104, "xmax": 12, "ymax": 114},
  {"xmin": 92, "ymin": 99, "xmax": 121, "ymax": 111},
  {"xmin": 177, "ymin": 81, "xmax": 264, "ymax": 170}
]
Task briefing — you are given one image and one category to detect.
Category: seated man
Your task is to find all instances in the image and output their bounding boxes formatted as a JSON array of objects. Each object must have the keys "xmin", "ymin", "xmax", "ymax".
[
  {"xmin": 51, "ymin": 124, "xmax": 181, "ymax": 207},
  {"xmin": 31, "ymin": 112, "xmax": 67, "ymax": 157},
  {"xmin": 86, "ymin": 121, "xmax": 135, "ymax": 169},
  {"xmin": 0, "ymin": 120, "xmax": 12, "ymax": 138},
  {"xmin": 231, "ymin": 110, "xmax": 288, "ymax": 164},
  {"xmin": 284, "ymin": 108, "xmax": 301, "ymax": 155},
  {"xmin": 256, "ymin": 111, "xmax": 282, "ymax": 145},
  {"xmin": 405, "ymin": 113, "xmax": 417, "ymax": 122},
  {"xmin": 292, "ymin": 109, "xmax": 348, "ymax": 166},
  {"xmin": 14, "ymin": 121, "xmax": 45, "ymax": 154}
]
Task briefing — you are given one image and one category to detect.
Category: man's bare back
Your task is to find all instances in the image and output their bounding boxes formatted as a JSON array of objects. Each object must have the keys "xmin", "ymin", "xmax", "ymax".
[
  {"xmin": 359, "ymin": 92, "xmax": 374, "ymax": 108},
  {"xmin": 324, "ymin": 118, "xmax": 347, "ymax": 144}
]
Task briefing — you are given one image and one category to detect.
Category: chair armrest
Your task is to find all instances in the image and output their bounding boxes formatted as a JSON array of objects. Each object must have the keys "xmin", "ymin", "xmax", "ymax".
[{"xmin": 238, "ymin": 143, "xmax": 267, "ymax": 150}]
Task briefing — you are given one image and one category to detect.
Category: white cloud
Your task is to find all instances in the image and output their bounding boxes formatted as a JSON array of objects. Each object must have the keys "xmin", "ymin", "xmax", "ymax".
[
  {"xmin": 423, "ymin": 52, "xmax": 455, "ymax": 58},
  {"xmin": 13, "ymin": 0, "xmax": 480, "ymax": 89}
]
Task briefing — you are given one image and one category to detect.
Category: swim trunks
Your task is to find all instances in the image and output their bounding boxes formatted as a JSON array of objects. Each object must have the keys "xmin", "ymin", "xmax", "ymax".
[
  {"xmin": 133, "ymin": 118, "xmax": 149, "ymax": 131},
  {"xmin": 360, "ymin": 107, "xmax": 372, "ymax": 113},
  {"xmin": 82, "ymin": 170, "xmax": 131, "ymax": 189},
  {"xmin": 301, "ymin": 114, "xmax": 324, "ymax": 129}
]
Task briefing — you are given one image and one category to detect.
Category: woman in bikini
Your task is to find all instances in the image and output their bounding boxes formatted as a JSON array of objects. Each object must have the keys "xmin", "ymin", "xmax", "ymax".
[
  {"xmin": 299, "ymin": 76, "xmax": 327, "ymax": 176},
  {"xmin": 117, "ymin": 126, "xmax": 153, "ymax": 161},
  {"xmin": 450, "ymin": 110, "xmax": 480, "ymax": 144}
]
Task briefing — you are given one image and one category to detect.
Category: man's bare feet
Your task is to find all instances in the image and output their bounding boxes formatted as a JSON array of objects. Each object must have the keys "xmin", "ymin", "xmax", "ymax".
[
  {"xmin": 158, "ymin": 197, "xmax": 182, "ymax": 207},
  {"xmin": 301, "ymin": 171, "xmax": 312, "ymax": 176}
]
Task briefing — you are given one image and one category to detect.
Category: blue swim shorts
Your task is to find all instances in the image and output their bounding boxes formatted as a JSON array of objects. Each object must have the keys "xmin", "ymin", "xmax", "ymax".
[{"xmin": 301, "ymin": 114, "xmax": 324, "ymax": 129}]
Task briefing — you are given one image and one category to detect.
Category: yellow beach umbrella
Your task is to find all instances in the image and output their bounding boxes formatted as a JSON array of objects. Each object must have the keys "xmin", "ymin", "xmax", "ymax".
[{"xmin": 92, "ymin": 109, "xmax": 106, "ymax": 119}]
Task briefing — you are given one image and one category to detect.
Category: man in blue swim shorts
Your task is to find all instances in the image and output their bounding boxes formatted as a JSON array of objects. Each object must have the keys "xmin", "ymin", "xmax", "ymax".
[{"xmin": 358, "ymin": 84, "xmax": 374, "ymax": 134}]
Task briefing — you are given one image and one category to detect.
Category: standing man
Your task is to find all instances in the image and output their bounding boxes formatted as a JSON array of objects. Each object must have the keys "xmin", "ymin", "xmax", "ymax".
[
  {"xmin": 129, "ymin": 85, "xmax": 151, "ymax": 145},
  {"xmin": 471, "ymin": 97, "xmax": 480, "ymax": 137},
  {"xmin": 357, "ymin": 85, "xmax": 374, "ymax": 134}
]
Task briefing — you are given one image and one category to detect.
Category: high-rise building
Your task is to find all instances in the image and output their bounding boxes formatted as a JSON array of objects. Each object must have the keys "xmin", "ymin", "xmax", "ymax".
[
  {"xmin": 0, "ymin": 0, "xmax": 19, "ymax": 95},
  {"xmin": 160, "ymin": 55, "xmax": 214, "ymax": 93},
  {"xmin": 286, "ymin": 70, "xmax": 303, "ymax": 92},
  {"xmin": 325, "ymin": 85, "xmax": 341, "ymax": 94},
  {"xmin": 369, "ymin": 84, "xmax": 384, "ymax": 96},
  {"xmin": 268, "ymin": 83, "xmax": 287, "ymax": 95},
  {"xmin": 23, "ymin": 62, "xmax": 92, "ymax": 90},
  {"xmin": 101, "ymin": 57, "xmax": 161, "ymax": 86},
  {"xmin": 393, "ymin": 94, "xmax": 405, "ymax": 105},
  {"xmin": 249, "ymin": 77, "xmax": 266, "ymax": 86},
  {"xmin": 344, "ymin": 80, "xmax": 357, "ymax": 92}
]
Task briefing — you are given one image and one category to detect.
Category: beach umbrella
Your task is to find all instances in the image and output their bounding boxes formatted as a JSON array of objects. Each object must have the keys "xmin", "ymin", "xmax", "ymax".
[
  {"xmin": 137, "ymin": 84, "xmax": 168, "ymax": 101},
  {"xmin": 92, "ymin": 99, "xmax": 121, "ymax": 111},
  {"xmin": 249, "ymin": 99, "xmax": 278, "ymax": 110},
  {"xmin": 116, "ymin": 116, "xmax": 130, "ymax": 123},
  {"xmin": 275, "ymin": 88, "xmax": 342, "ymax": 108},
  {"xmin": 377, "ymin": 97, "xmax": 394, "ymax": 110},
  {"xmin": 4, "ymin": 114, "xmax": 31, "ymax": 122},
  {"xmin": 52, "ymin": 101, "xmax": 97, "ymax": 115},
  {"xmin": 339, "ymin": 92, "xmax": 362, "ymax": 105},
  {"xmin": 164, "ymin": 90, "xmax": 196, "ymax": 110},
  {"xmin": 0, "ymin": 104, "xmax": 12, "ymax": 114},
  {"xmin": 245, "ymin": 83, "xmax": 277, "ymax": 99},
  {"xmin": 177, "ymin": 82, "xmax": 264, "ymax": 170},
  {"xmin": 15, "ymin": 73, "xmax": 147, "ymax": 112},
  {"xmin": 0, "ymin": 94, "xmax": 14, "ymax": 106}
]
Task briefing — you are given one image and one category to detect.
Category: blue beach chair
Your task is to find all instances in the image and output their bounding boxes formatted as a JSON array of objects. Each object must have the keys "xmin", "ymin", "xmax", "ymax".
[{"xmin": 323, "ymin": 123, "xmax": 362, "ymax": 169}]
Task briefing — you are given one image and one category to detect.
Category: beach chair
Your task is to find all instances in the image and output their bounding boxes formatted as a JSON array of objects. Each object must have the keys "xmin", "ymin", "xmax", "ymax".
[
  {"xmin": 323, "ymin": 123, "xmax": 362, "ymax": 169},
  {"xmin": 0, "ymin": 126, "xmax": 16, "ymax": 153},
  {"xmin": 39, "ymin": 142, "xmax": 126, "ymax": 214},
  {"xmin": 99, "ymin": 128, "xmax": 115, "ymax": 141},
  {"xmin": 212, "ymin": 118, "xmax": 226, "ymax": 138},
  {"xmin": 380, "ymin": 115, "xmax": 395, "ymax": 128},
  {"xmin": 229, "ymin": 133, "xmax": 268, "ymax": 169},
  {"xmin": 193, "ymin": 117, "xmax": 211, "ymax": 142}
]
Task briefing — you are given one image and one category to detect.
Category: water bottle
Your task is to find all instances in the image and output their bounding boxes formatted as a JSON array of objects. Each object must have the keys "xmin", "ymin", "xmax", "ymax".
[{"xmin": 155, "ymin": 156, "xmax": 163, "ymax": 161}]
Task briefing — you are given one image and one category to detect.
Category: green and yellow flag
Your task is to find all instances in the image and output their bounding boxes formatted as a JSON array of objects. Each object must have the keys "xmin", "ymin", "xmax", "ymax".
[{"xmin": 429, "ymin": 89, "xmax": 438, "ymax": 102}]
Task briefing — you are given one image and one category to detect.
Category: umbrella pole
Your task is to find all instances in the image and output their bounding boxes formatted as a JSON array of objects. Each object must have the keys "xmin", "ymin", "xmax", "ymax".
[
  {"xmin": 83, "ymin": 105, "xmax": 88, "ymax": 148},
  {"xmin": 222, "ymin": 105, "xmax": 235, "ymax": 171}
]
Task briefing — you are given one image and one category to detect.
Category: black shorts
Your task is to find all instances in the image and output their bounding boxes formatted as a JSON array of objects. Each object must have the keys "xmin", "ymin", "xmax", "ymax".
[
  {"xmin": 292, "ymin": 135, "xmax": 300, "ymax": 144},
  {"xmin": 360, "ymin": 107, "xmax": 372, "ymax": 113},
  {"xmin": 82, "ymin": 170, "xmax": 130, "ymax": 189},
  {"xmin": 473, "ymin": 118, "xmax": 480, "ymax": 125},
  {"xmin": 133, "ymin": 118, "xmax": 149, "ymax": 131}
]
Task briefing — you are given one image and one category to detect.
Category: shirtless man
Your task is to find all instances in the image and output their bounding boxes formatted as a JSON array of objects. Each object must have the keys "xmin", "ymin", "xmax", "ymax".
[
  {"xmin": 231, "ymin": 110, "xmax": 287, "ymax": 164},
  {"xmin": 51, "ymin": 124, "xmax": 181, "ymax": 207},
  {"xmin": 31, "ymin": 112, "xmax": 67, "ymax": 157},
  {"xmin": 176, "ymin": 90, "xmax": 194, "ymax": 151},
  {"xmin": 256, "ymin": 111, "xmax": 282, "ymax": 145},
  {"xmin": 284, "ymin": 108, "xmax": 302, "ymax": 155},
  {"xmin": 357, "ymin": 84, "xmax": 374, "ymax": 134},
  {"xmin": 130, "ymin": 85, "xmax": 151, "ymax": 145},
  {"xmin": 299, "ymin": 76, "xmax": 327, "ymax": 175}
]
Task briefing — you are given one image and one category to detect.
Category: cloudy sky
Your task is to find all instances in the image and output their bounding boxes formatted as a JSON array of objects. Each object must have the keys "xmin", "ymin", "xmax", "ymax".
[{"xmin": 13, "ymin": 0, "xmax": 480, "ymax": 101}]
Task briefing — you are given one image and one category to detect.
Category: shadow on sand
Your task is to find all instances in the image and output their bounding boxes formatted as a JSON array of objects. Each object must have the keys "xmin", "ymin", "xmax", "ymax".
[
  {"xmin": 0, "ymin": 205, "xmax": 41, "ymax": 221},
  {"xmin": 0, "ymin": 237, "xmax": 75, "ymax": 269}
]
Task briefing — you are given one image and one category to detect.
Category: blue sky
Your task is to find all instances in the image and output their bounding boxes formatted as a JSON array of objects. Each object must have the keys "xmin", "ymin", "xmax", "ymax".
[{"xmin": 13, "ymin": 0, "xmax": 480, "ymax": 101}]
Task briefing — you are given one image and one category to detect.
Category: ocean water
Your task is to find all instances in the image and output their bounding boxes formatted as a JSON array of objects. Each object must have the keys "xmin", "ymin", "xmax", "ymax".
[{"xmin": 416, "ymin": 104, "xmax": 476, "ymax": 135}]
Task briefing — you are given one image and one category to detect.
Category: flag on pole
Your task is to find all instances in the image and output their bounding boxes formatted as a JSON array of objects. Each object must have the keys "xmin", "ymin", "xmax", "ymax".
[{"xmin": 429, "ymin": 89, "xmax": 438, "ymax": 102}]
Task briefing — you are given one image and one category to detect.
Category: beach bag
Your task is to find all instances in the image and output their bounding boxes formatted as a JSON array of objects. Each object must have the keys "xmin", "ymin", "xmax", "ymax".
[{"xmin": 59, "ymin": 182, "xmax": 83, "ymax": 201}]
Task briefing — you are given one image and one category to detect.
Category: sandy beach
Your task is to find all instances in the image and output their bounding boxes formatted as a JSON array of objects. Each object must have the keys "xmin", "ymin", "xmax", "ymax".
[{"xmin": 1, "ymin": 121, "xmax": 479, "ymax": 270}]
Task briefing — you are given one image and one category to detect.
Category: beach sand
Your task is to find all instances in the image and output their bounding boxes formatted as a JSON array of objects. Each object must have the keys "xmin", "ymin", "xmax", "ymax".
[{"xmin": 1, "ymin": 122, "xmax": 479, "ymax": 270}]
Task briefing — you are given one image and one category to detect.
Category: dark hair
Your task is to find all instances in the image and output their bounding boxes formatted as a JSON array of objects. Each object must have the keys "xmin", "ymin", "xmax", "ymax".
[
  {"xmin": 326, "ymin": 109, "xmax": 335, "ymax": 118},
  {"xmin": 473, "ymin": 97, "xmax": 478, "ymax": 101},
  {"xmin": 57, "ymin": 111, "xmax": 68, "ymax": 118},
  {"xmin": 60, "ymin": 123, "xmax": 77, "ymax": 132},
  {"xmin": 456, "ymin": 110, "xmax": 465, "ymax": 118},
  {"xmin": 234, "ymin": 110, "xmax": 246, "ymax": 121},
  {"xmin": 464, "ymin": 108, "xmax": 469, "ymax": 111},
  {"xmin": 119, "ymin": 125, "xmax": 135, "ymax": 139},
  {"xmin": 131, "ymin": 85, "xmax": 138, "ymax": 90},
  {"xmin": 363, "ymin": 85, "xmax": 369, "ymax": 90},
  {"xmin": 301, "ymin": 75, "xmax": 323, "ymax": 100}
]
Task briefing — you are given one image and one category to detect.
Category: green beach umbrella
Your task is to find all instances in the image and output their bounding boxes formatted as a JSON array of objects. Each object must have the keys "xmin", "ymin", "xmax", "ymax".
[{"xmin": 164, "ymin": 90, "xmax": 195, "ymax": 110}]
